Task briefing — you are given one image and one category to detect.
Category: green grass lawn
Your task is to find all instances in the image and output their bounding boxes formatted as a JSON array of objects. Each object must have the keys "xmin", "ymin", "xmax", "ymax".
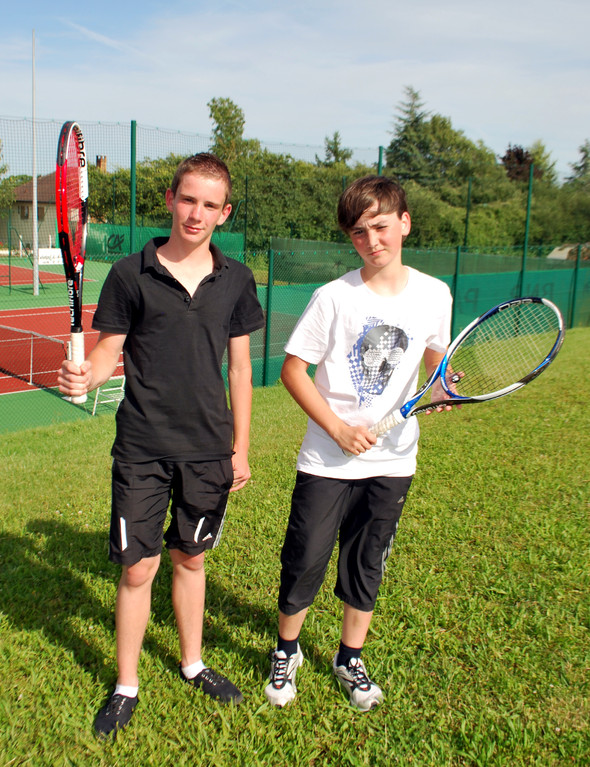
[{"xmin": 0, "ymin": 329, "xmax": 588, "ymax": 766}]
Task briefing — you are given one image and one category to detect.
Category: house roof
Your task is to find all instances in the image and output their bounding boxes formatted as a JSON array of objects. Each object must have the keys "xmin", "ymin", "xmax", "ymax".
[{"xmin": 13, "ymin": 172, "xmax": 56, "ymax": 204}]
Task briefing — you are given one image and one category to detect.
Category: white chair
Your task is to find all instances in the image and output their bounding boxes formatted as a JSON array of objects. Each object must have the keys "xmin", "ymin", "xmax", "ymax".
[{"xmin": 92, "ymin": 376, "xmax": 126, "ymax": 415}]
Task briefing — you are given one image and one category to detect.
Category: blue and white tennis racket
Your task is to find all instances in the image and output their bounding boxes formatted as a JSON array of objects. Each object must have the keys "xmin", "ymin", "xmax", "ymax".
[{"xmin": 370, "ymin": 296, "xmax": 565, "ymax": 438}]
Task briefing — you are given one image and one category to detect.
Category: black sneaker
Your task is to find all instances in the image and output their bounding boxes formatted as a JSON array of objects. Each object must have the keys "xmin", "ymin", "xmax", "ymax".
[
  {"xmin": 179, "ymin": 665, "xmax": 243, "ymax": 705},
  {"xmin": 94, "ymin": 691, "xmax": 138, "ymax": 738}
]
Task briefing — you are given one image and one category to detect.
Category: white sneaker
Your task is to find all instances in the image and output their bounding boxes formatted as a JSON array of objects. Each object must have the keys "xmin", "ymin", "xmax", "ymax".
[
  {"xmin": 332, "ymin": 655, "xmax": 383, "ymax": 712},
  {"xmin": 264, "ymin": 647, "xmax": 304, "ymax": 707}
]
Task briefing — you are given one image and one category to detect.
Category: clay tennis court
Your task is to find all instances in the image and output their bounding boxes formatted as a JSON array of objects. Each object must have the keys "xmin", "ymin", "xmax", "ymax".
[
  {"xmin": 0, "ymin": 262, "xmax": 66, "ymax": 288},
  {"xmin": 0, "ymin": 256, "xmax": 115, "ymax": 395},
  {"xmin": 0, "ymin": 304, "xmax": 123, "ymax": 394}
]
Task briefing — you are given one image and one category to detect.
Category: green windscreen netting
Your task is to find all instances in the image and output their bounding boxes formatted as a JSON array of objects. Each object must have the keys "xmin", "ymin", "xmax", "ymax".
[{"xmin": 86, "ymin": 225, "xmax": 245, "ymax": 262}]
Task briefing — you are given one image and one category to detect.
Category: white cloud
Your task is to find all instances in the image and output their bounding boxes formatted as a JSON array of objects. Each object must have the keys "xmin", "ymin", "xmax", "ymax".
[{"xmin": 1, "ymin": 0, "xmax": 589, "ymax": 178}]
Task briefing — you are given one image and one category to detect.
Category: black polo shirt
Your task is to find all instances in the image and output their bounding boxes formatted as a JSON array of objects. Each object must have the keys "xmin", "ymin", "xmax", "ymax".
[{"xmin": 92, "ymin": 237, "xmax": 265, "ymax": 462}]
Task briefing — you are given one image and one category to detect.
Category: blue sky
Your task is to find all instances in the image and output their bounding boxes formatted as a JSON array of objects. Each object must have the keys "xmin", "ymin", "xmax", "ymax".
[{"xmin": 2, "ymin": 0, "xmax": 589, "ymax": 179}]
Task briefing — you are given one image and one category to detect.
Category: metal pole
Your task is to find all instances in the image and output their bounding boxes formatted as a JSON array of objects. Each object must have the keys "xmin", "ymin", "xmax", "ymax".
[
  {"xmin": 377, "ymin": 146, "xmax": 384, "ymax": 176},
  {"xmin": 570, "ymin": 244, "xmax": 582, "ymax": 328},
  {"xmin": 7, "ymin": 208, "xmax": 11, "ymax": 293},
  {"xmin": 520, "ymin": 163, "xmax": 534, "ymax": 296},
  {"xmin": 452, "ymin": 246, "xmax": 462, "ymax": 337},
  {"xmin": 130, "ymin": 120, "xmax": 137, "ymax": 254},
  {"xmin": 29, "ymin": 333, "xmax": 34, "ymax": 384},
  {"xmin": 244, "ymin": 176, "xmax": 248, "ymax": 255},
  {"xmin": 463, "ymin": 177, "xmax": 472, "ymax": 248},
  {"xmin": 32, "ymin": 29, "xmax": 39, "ymax": 295},
  {"xmin": 263, "ymin": 248, "xmax": 274, "ymax": 386},
  {"xmin": 112, "ymin": 176, "xmax": 116, "ymax": 224}
]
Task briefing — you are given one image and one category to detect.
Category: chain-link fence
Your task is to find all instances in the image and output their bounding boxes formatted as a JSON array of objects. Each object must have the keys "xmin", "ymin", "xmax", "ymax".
[{"xmin": 0, "ymin": 117, "xmax": 588, "ymax": 432}]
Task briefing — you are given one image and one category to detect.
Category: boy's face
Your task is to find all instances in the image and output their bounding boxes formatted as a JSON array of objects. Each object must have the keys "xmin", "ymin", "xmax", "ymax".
[
  {"xmin": 348, "ymin": 204, "xmax": 411, "ymax": 271},
  {"xmin": 166, "ymin": 172, "xmax": 232, "ymax": 248}
]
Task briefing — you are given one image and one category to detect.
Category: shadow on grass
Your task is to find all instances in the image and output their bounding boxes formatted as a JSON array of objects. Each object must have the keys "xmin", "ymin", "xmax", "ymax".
[
  {"xmin": 0, "ymin": 517, "xmax": 289, "ymax": 688},
  {"xmin": 0, "ymin": 518, "xmax": 118, "ymax": 685}
]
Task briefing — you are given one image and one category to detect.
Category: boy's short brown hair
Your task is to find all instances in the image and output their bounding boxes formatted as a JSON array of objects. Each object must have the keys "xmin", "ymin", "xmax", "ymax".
[
  {"xmin": 170, "ymin": 153, "xmax": 232, "ymax": 205},
  {"xmin": 337, "ymin": 176, "xmax": 409, "ymax": 232}
]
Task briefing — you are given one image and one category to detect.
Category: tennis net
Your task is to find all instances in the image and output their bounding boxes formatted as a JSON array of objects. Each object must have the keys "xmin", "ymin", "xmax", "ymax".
[{"xmin": 0, "ymin": 324, "xmax": 66, "ymax": 389}]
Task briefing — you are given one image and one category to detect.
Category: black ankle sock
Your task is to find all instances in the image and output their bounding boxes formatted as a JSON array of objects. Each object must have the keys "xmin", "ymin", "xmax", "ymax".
[
  {"xmin": 277, "ymin": 635, "xmax": 299, "ymax": 657},
  {"xmin": 336, "ymin": 641, "xmax": 363, "ymax": 668}
]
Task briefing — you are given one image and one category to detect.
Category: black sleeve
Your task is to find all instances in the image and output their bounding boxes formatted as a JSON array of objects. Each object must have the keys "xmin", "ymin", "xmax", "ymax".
[{"xmin": 228, "ymin": 268, "xmax": 265, "ymax": 338}]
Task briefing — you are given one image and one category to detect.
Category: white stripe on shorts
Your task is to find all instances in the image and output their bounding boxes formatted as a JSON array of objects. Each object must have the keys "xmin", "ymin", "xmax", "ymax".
[
  {"xmin": 212, "ymin": 502, "xmax": 228, "ymax": 549},
  {"xmin": 120, "ymin": 517, "xmax": 128, "ymax": 551},
  {"xmin": 194, "ymin": 516, "xmax": 205, "ymax": 543}
]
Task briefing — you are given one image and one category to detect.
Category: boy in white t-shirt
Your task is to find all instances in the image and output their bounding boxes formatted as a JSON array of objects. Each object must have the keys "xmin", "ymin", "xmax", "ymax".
[{"xmin": 264, "ymin": 176, "xmax": 457, "ymax": 712}]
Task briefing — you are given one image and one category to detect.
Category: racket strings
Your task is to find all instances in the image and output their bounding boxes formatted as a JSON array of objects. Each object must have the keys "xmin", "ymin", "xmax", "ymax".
[
  {"xmin": 448, "ymin": 304, "xmax": 560, "ymax": 396},
  {"xmin": 65, "ymin": 137, "xmax": 84, "ymax": 263}
]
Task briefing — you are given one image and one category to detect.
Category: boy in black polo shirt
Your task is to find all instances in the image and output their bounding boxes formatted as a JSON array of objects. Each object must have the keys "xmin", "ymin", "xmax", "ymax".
[{"xmin": 59, "ymin": 153, "xmax": 264, "ymax": 737}]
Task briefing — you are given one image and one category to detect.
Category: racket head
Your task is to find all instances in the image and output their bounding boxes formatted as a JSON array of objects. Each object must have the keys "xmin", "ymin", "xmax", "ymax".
[
  {"xmin": 56, "ymin": 121, "xmax": 88, "ymax": 330},
  {"xmin": 440, "ymin": 297, "xmax": 565, "ymax": 401}
]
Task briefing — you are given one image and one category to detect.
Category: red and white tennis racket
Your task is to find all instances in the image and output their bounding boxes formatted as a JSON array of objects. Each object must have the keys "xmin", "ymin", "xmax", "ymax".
[{"xmin": 56, "ymin": 121, "xmax": 89, "ymax": 404}]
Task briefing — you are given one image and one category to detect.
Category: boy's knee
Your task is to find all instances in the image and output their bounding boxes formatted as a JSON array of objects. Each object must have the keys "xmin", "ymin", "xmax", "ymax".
[
  {"xmin": 171, "ymin": 549, "xmax": 206, "ymax": 573},
  {"xmin": 122, "ymin": 556, "xmax": 160, "ymax": 588}
]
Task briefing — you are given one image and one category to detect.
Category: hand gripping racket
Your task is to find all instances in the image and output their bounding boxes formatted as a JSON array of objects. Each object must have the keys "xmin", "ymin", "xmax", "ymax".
[
  {"xmin": 56, "ymin": 121, "xmax": 89, "ymax": 404},
  {"xmin": 361, "ymin": 297, "xmax": 564, "ymax": 443}
]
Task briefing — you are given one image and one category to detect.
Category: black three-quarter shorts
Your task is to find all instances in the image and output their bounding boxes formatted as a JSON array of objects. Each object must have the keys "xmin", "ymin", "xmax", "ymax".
[
  {"xmin": 278, "ymin": 471, "xmax": 413, "ymax": 614},
  {"xmin": 109, "ymin": 458, "xmax": 234, "ymax": 566}
]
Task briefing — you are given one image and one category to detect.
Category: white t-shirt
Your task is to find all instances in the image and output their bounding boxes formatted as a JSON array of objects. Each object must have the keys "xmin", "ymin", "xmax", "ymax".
[{"xmin": 284, "ymin": 266, "xmax": 452, "ymax": 479}]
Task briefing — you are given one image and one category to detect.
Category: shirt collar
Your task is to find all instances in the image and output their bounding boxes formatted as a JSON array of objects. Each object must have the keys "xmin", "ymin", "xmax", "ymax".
[{"xmin": 142, "ymin": 237, "xmax": 229, "ymax": 276}]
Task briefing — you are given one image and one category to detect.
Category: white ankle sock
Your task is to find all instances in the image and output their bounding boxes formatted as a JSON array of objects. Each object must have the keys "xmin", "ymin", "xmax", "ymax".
[
  {"xmin": 114, "ymin": 683, "xmax": 139, "ymax": 698},
  {"xmin": 181, "ymin": 659, "xmax": 206, "ymax": 679}
]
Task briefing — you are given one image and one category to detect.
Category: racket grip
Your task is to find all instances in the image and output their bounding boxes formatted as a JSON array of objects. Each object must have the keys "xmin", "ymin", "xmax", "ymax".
[
  {"xmin": 342, "ymin": 409, "xmax": 405, "ymax": 457},
  {"xmin": 68, "ymin": 331, "xmax": 87, "ymax": 404},
  {"xmin": 370, "ymin": 409, "xmax": 405, "ymax": 438}
]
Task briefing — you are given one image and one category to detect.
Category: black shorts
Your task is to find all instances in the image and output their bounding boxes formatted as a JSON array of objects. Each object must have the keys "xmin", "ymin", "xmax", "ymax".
[
  {"xmin": 109, "ymin": 458, "xmax": 234, "ymax": 566},
  {"xmin": 278, "ymin": 472, "xmax": 413, "ymax": 614}
]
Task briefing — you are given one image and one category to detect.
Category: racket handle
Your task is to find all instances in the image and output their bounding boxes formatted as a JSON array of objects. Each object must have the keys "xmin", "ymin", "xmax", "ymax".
[
  {"xmin": 68, "ymin": 331, "xmax": 87, "ymax": 405},
  {"xmin": 342, "ymin": 409, "xmax": 405, "ymax": 457},
  {"xmin": 371, "ymin": 409, "xmax": 405, "ymax": 437}
]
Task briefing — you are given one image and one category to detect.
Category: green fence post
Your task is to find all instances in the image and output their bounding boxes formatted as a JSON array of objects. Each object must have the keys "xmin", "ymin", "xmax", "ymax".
[
  {"xmin": 263, "ymin": 247, "xmax": 274, "ymax": 386},
  {"xmin": 520, "ymin": 163, "xmax": 534, "ymax": 296},
  {"xmin": 570, "ymin": 243, "xmax": 582, "ymax": 328},
  {"xmin": 377, "ymin": 146, "xmax": 384, "ymax": 175},
  {"xmin": 463, "ymin": 177, "xmax": 472, "ymax": 248},
  {"xmin": 452, "ymin": 245, "xmax": 461, "ymax": 337},
  {"xmin": 112, "ymin": 176, "xmax": 116, "ymax": 225},
  {"xmin": 244, "ymin": 176, "xmax": 249, "ymax": 255},
  {"xmin": 130, "ymin": 120, "xmax": 137, "ymax": 254},
  {"xmin": 7, "ymin": 208, "xmax": 11, "ymax": 293}
]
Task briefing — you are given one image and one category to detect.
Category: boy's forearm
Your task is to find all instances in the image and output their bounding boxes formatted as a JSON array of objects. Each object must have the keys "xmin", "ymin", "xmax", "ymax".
[
  {"xmin": 86, "ymin": 335, "xmax": 125, "ymax": 390},
  {"xmin": 281, "ymin": 353, "xmax": 377, "ymax": 455},
  {"xmin": 228, "ymin": 360, "xmax": 253, "ymax": 452},
  {"xmin": 423, "ymin": 347, "xmax": 445, "ymax": 378},
  {"xmin": 85, "ymin": 352, "xmax": 120, "ymax": 391},
  {"xmin": 281, "ymin": 355, "xmax": 346, "ymax": 441}
]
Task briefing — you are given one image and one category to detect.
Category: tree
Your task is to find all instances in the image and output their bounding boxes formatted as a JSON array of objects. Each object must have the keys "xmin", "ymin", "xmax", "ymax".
[
  {"xmin": 0, "ymin": 140, "xmax": 6, "ymax": 176},
  {"xmin": 529, "ymin": 140, "xmax": 557, "ymax": 186},
  {"xmin": 386, "ymin": 86, "xmax": 431, "ymax": 181},
  {"xmin": 0, "ymin": 139, "xmax": 13, "ymax": 210},
  {"xmin": 87, "ymin": 154, "xmax": 182, "ymax": 226},
  {"xmin": 207, "ymin": 97, "xmax": 261, "ymax": 170},
  {"xmin": 500, "ymin": 144, "xmax": 543, "ymax": 182},
  {"xmin": 386, "ymin": 87, "xmax": 502, "ymax": 189},
  {"xmin": 315, "ymin": 132, "xmax": 353, "ymax": 167},
  {"xmin": 566, "ymin": 139, "xmax": 590, "ymax": 185}
]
